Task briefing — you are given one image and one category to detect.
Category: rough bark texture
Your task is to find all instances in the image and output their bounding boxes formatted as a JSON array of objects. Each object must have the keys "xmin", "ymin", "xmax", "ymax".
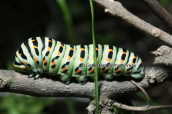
[
  {"xmin": 93, "ymin": 0, "xmax": 172, "ymax": 46},
  {"xmin": 141, "ymin": 0, "xmax": 172, "ymax": 29}
]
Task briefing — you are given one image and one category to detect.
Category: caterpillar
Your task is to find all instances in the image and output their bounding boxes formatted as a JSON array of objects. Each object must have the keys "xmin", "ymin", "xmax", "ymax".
[{"xmin": 13, "ymin": 37, "xmax": 144, "ymax": 84}]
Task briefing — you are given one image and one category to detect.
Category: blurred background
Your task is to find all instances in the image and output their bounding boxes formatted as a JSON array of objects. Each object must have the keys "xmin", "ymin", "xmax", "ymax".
[{"xmin": 0, "ymin": 0, "xmax": 172, "ymax": 114}]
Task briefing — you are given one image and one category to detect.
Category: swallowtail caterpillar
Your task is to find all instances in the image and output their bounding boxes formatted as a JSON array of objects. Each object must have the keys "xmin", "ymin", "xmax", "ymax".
[{"xmin": 13, "ymin": 37, "xmax": 145, "ymax": 84}]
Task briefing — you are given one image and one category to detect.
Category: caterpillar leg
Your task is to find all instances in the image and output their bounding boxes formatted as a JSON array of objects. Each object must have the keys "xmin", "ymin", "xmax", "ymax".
[
  {"xmin": 63, "ymin": 81, "xmax": 70, "ymax": 85},
  {"xmin": 29, "ymin": 73, "xmax": 35, "ymax": 77},
  {"xmin": 76, "ymin": 76, "xmax": 88, "ymax": 85},
  {"xmin": 58, "ymin": 74, "xmax": 71, "ymax": 85},
  {"xmin": 34, "ymin": 74, "xmax": 40, "ymax": 79}
]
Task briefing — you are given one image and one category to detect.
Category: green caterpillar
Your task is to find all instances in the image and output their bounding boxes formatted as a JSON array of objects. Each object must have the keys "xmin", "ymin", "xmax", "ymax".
[{"xmin": 13, "ymin": 37, "xmax": 144, "ymax": 84}]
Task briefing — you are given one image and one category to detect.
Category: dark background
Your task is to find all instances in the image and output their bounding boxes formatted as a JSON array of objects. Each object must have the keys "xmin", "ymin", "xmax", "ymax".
[{"xmin": 0, "ymin": 0, "xmax": 172, "ymax": 114}]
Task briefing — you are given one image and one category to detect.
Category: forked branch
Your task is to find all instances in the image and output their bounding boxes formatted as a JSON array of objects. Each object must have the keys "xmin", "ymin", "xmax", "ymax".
[
  {"xmin": 141, "ymin": 0, "xmax": 172, "ymax": 29},
  {"xmin": 93, "ymin": 0, "xmax": 172, "ymax": 46}
]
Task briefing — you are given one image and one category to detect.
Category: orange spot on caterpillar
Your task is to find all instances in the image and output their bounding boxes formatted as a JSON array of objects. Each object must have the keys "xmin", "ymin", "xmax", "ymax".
[
  {"xmin": 44, "ymin": 59, "xmax": 47, "ymax": 63},
  {"xmin": 21, "ymin": 67, "xmax": 25, "ymax": 69},
  {"xmin": 57, "ymin": 51, "xmax": 60, "ymax": 55},
  {"xmin": 126, "ymin": 71, "xmax": 130, "ymax": 73},
  {"xmin": 90, "ymin": 69, "xmax": 94, "ymax": 73},
  {"xmin": 77, "ymin": 69, "xmax": 81, "ymax": 73},
  {"xmin": 96, "ymin": 48, "xmax": 98, "ymax": 50},
  {"xmin": 20, "ymin": 53, "xmax": 22, "ymax": 56},
  {"xmin": 33, "ymin": 46, "xmax": 37, "ymax": 49},
  {"xmin": 48, "ymin": 47, "xmax": 51, "ymax": 51},
  {"xmin": 140, "ymin": 61, "xmax": 142, "ymax": 64},
  {"xmin": 52, "ymin": 62, "xmax": 56, "ymax": 65},
  {"xmin": 81, "ymin": 48, "xmax": 84, "ymax": 51},
  {"xmin": 109, "ymin": 49, "xmax": 113, "ymax": 52},
  {"xmin": 14, "ymin": 65, "xmax": 17, "ymax": 68},
  {"xmin": 25, "ymin": 62, "xmax": 28, "ymax": 65},
  {"xmin": 49, "ymin": 40, "xmax": 52, "ymax": 42},
  {"xmin": 103, "ymin": 68, "xmax": 108, "ymax": 72},
  {"xmin": 134, "ymin": 56, "xmax": 136, "ymax": 59},
  {"xmin": 123, "ymin": 52, "xmax": 126, "ymax": 54},
  {"xmin": 68, "ymin": 56, "xmax": 71, "ymax": 60},
  {"xmin": 93, "ymin": 57, "xmax": 94, "ymax": 61},
  {"xmin": 80, "ymin": 58, "xmax": 83, "ymax": 61},
  {"xmin": 70, "ymin": 47, "xmax": 73, "ymax": 50},
  {"xmin": 35, "ymin": 58, "xmax": 38, "ymax": 61},
  {"xmin": 60, "ymin": 44, "xmax": 63, "ymax": 47},
  {"xmin": 132, "ymin": 63, "xmax": 134, "ymax": 65},
  {"xmin": 63, "ymin": 67, "xmax": 67, "ymax": 71},
  {"xmin": 116, "ymin": 69, "xmax": 120, "ymax": 72},
  {"xmin": 107, "ymin": 58, "xmax": 110, "ymax": 62},
  {"xmin": 32, "ymin": 39, "xmax": 35, "ymax": 42},
  {"xmin": 120, "ymin": 59, "xmax": 123, "ymax": 63}
]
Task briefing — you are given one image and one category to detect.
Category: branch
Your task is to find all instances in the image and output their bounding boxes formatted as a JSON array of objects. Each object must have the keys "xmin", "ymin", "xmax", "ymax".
[
  {"xmin": 0, "ymin": 66, "xmax": 171, "ymax": 98},
  {"xmin": 0, "ymin": 46, "xmax": 172, "ymax": 114},
  {"xmin": 141, "ymin": 0, "xmax": 172, "ymax": 29},
  {"xmin": 93, "ymin": 0, "xmax": 172, "ymax": 46},
  {"xmin": 0, "ymin": 46, "xmax": 172, "ymax": 97}
]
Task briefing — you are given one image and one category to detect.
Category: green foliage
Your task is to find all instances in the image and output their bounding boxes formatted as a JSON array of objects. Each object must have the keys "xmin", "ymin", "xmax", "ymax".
[
  {"xmin": 0, "ymin": 94, "xmax": 55, "ymax": 114},
  {"xmin": 89, "ymin": 0, "xmax": 99, "ymax": 114},
  {"xmin": 7, "ymin": 60, "xmax": 14, "ymax": 70},
  {"xmin": 56, "ymin": 0, "xmax": 75, "ymax": 44},
  {"xmin": 159, "ymin": 0, "xmax": 172, "ymax": 7},
  {"xmin": 64, "ymin": 98, "xmax": 76, "ymax": 114},
  {"xmin": 95, "ymin": 32, "xmax": 117, "ymax": 44}
]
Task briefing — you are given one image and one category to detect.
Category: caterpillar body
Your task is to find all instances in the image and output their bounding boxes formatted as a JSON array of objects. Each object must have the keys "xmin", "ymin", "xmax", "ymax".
[{"xmin": 13, "ymin": 37, "xmax": 144, "ymax": 84}]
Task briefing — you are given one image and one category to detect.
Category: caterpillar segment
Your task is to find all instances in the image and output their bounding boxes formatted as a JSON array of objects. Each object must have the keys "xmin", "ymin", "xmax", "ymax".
[
  {"xmin": 41, "ymin": 37, "xmax": 56, "ymax": 75},
  {"xmin": 16, "ymin": 42, "xmax": 38, "ymax": 76},
  {"xmin": 28, "ymin": 37, "xmax": 44, "ymax": 78},
  {"xmin": 49, "ymin": 41, "xmax": 65, "ymax": 75},
  {"xmin": 86, "ymin": 44, "xmax": 102, "ymax": 80},
  {"xmin": 123, "ymin": 52, "xmax": 138, "ymax": 77},
  {"xmin": 72, "ymin": 44, "xmax": 88, "ymax": 84},
  {"xmin": 13, "ymin": 37, "xmax": 145, "ymax": 84},
  {"xmin": 58, "ymin": 45, "xmax": 76, "ymax": 84},
  {"xmin": 14, "ymin": 56, "xmax": 27, "ymax": 72},
  {"xmin": 112, "ymin": 48, "xmax": 130, "ymax": 77},
  {"xmin": 100, "ymin": 45, "xmax": 117, "ymax": 80},
  {"xmin": 130, "ymin": 58, "xmax": 144, "ymax": 79}
]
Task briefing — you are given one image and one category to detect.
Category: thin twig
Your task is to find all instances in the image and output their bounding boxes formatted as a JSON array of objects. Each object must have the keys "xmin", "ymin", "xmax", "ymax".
[
  {"xmin": 113, "ymin": 102, "xmax": 172, "ymax": 111},
  {"xmin": 130, "ymin": 80, "xmax": 150, "ymax": 107},
  {"xmin": 141, "ymin": 0, "xmax": 172, "ymax": 29},
  {"xmin": 93, "ymin": 0, "xmax": 172, "ymax": 46}
]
